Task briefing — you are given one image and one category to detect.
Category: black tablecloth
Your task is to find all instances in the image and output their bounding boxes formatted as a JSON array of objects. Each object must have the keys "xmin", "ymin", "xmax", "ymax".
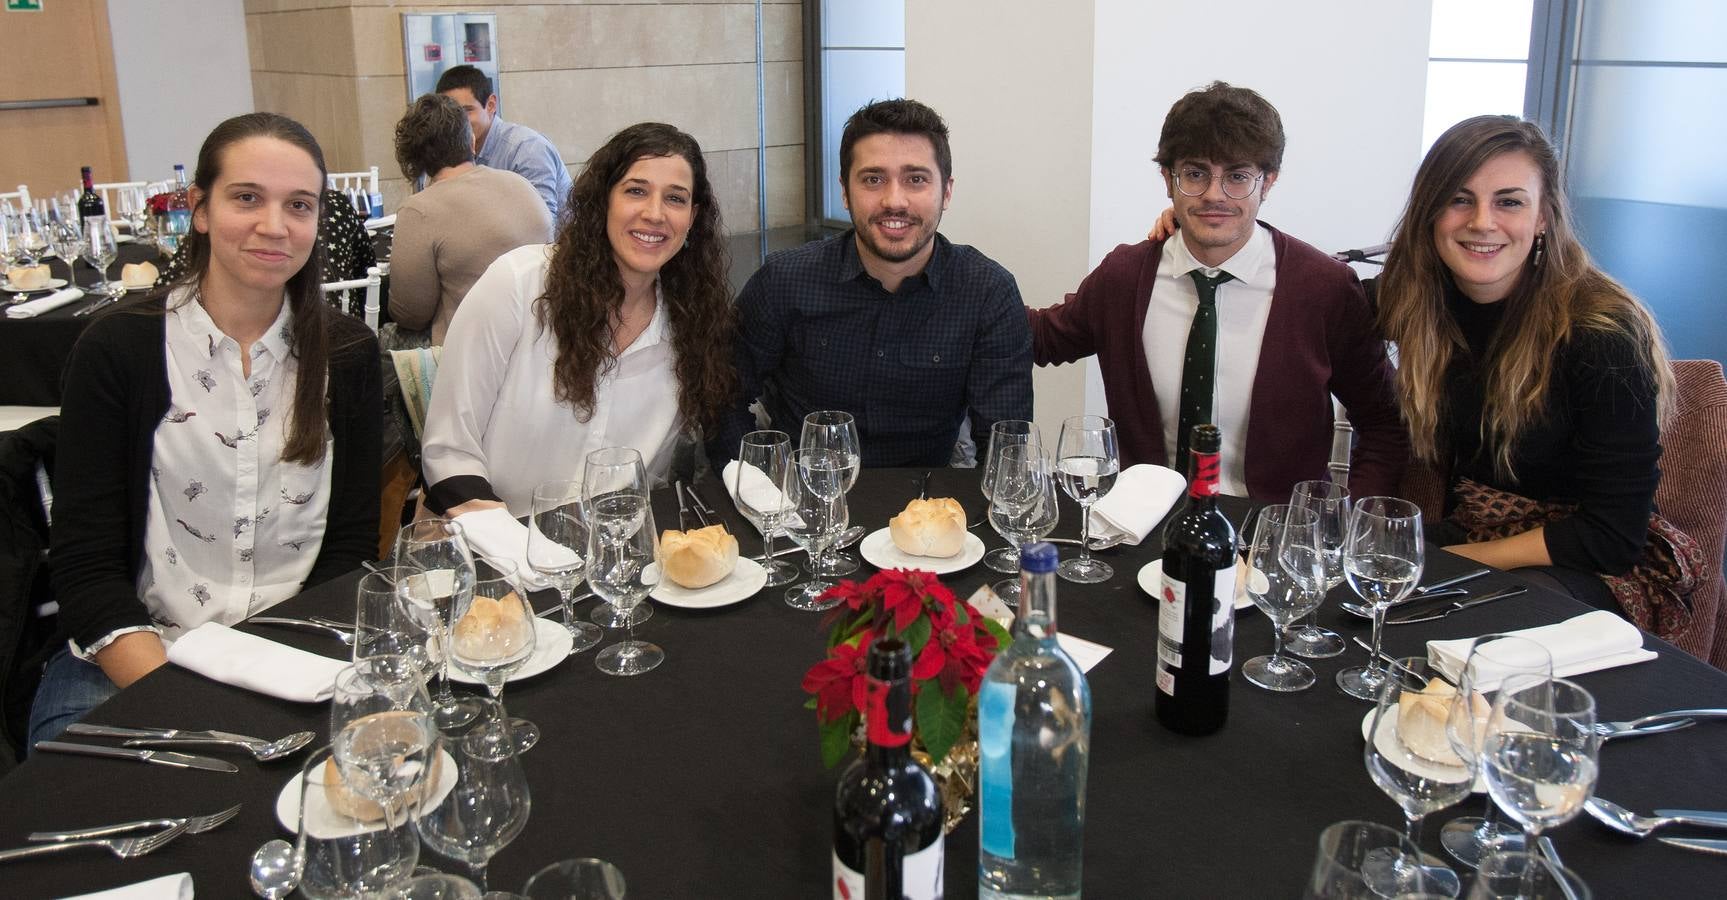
[
  {"xmin": 0, "ymin": 243, "xmax": 162, "ymax": 406},
  {"xmin": 1, "ymin": 468, "xmax": 1723, "ymax": 897}
]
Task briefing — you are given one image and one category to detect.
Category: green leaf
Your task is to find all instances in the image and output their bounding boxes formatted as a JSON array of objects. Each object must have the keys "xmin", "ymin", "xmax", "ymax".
[
  {"xmin": 915, "ymin": 679, "xmax": 968, "ymax": 765},
  {"xmin": 803, "ymin": 696, "xmax": 818, "ymax": 710},
  {"xmin": 819, "ymin": 714, "xmax": 857, "ymax": 768},
  {"xmin": 901, "ymin": 615, "xmax": 932, "ymax": 655},
  {"xmin": 980, "ymin": 616, "xmax": 1013, "ymax": 650}
]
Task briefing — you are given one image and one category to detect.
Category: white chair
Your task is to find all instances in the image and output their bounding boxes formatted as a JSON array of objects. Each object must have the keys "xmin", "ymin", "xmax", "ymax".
[
  {"xmin": 0, "ymin": 185, "xmax": 30, "ymax": 211},
  {"xmin": 92, "ymin": 181, "xmax": 148, "ymax": 216},
  {"xmin": 320, "ymin": 265, "xmax": 383, "ymax": 332}
]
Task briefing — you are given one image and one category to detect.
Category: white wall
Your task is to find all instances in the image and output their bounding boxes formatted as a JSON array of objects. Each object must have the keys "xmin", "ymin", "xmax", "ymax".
[
  {"xmin": 107, "ymin": 0, "xmax": 254, "ymax": 182},
  {"xmin": 910, "ymin": 0, "xmax": 1432, "ymax": 424}
]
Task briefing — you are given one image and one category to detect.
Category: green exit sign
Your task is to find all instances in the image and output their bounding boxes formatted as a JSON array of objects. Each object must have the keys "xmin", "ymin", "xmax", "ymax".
[{"xmin": 6, "ymin": 0, "xmax": 45, "ymax": 12}]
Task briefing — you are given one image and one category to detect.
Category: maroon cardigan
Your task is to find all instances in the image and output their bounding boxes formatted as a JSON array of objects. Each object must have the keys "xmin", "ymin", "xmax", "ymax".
[{"xmin": 1028, "ymin": 224, "xmax": 1408, "ymax": 502}]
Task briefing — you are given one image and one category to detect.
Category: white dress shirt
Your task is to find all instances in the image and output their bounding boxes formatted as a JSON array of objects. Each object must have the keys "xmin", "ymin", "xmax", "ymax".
[
  {"xmin": 1142, "ymin": 224, "xmax": 1277, "ymax": 496},
  {"xmin": 110, "ymin": 292, "xmax": 330, "ymax": 650},
  {"xmin": 421, "ymin": 243, "xmax": 682, "ymax": 516}
]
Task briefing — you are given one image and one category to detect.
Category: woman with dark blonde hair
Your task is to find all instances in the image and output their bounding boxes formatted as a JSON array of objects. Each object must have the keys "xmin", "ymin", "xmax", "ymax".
[
  {"xmin": 421, "ymin": 122, "xmax": 735, "ymax": 516},
  {"xmin": 1377, "ymin": 114, "xmax": 1680, "ymax": 614}
]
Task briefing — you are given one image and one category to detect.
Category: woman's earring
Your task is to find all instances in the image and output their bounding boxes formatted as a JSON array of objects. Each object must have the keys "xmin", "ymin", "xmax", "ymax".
[{"xmin": 1532, "ymin": 232, "xmax": 1546, "ymax": 269}]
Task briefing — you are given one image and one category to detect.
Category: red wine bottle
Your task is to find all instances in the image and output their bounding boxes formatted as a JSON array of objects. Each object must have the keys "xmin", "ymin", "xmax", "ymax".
[
  {"xmin": 1154, "ymin": 424, "xmax": 1238, "ymax": 735},
  {"xmin": 832, "ymin": 638, "xmax": 945, "ymax": 900},
  {"xmin": 77, "ymin": 166, "xmax": 106, "ymax": 225}
]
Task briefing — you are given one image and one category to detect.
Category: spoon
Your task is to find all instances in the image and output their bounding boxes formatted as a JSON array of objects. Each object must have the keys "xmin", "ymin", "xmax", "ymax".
[
  {"xmin": 1584, "ymin": 797, "xmax": 1727, "ymax": 838},
  {"xmin": 249, "ymin": 838, "xmax": 300, "ymax": 899},
  {"xmin": 124, "ymin": 730, "xmax": 316, "ymax": 762}
]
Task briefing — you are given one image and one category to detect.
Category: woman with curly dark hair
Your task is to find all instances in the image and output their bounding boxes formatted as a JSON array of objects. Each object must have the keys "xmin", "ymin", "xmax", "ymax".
[{"xmin": 421, "ymin": 122, "xmax": 735, "ymax": 517}]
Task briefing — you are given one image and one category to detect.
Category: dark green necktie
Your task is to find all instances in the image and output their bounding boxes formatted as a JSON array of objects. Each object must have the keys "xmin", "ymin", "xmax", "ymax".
[{"xmin": 1175, "ymin": 270, "xmax": 1235, "ymax": 464}]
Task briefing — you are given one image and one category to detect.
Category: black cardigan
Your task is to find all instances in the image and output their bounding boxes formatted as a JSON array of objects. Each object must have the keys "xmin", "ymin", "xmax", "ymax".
[{"xmin": 50, "ymin": 300, "xmax": 381, "ymax": 652}]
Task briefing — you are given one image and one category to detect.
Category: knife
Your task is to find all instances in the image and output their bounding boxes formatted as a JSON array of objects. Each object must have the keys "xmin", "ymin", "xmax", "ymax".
[
  {"xmin": 1416, "ymin": 567, "xmax": 1492, "ymax": 596},
  {"xmin": 65, "ymin": 723, "xmax": 269, "ymax": 745},
  {"xmin": 1659, "ymin": 836, "xmax": 1727, "ymax": 857},
  {"xmin": 675, "ymin": 480, "xmax": 693, "ymax": 530},
  {"xmin": 1386, "ymin": 586, "xmax": 1528, "ymax": 625},
  {"xmin": 33, "ymin": 740, "xmax": 238, "ymax": 773},
  {"xmin": 1654, "ymin": 810, "xmax": 1727, "ymax": 828}
]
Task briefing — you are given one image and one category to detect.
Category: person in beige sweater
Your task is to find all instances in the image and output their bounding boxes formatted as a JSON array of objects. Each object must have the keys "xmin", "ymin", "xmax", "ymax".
[{"xmin": 391, "ymin": 93, "xmax": 554, "ymax": 344}]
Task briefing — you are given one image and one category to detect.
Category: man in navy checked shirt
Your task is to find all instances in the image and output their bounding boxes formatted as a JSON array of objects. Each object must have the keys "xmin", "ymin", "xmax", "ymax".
[{"xmin": 718, "ymin": 99, "xmax": 1033, "ymax": 468}]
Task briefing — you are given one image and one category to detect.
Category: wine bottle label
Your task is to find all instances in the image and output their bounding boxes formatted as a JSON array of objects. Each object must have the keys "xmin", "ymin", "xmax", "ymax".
[
  {"xmin": 1155, "ymin": 568, "xmax": 1236, "ymax": 694},
  {"xmin": 832, "ymin": 841, "xmax": 944, "ymax": 900}
]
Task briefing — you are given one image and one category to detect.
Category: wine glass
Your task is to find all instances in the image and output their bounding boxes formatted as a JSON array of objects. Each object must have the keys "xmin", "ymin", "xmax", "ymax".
[
  {"xmin": 733, "ymin": 430, "xmax": 799, "ymax": 587},
  {"xmin": 781, "ymin": 447, "xmax": 848, "ymax": 612},
  {"xmin": 1363, "ymin": 656, "xmax": 1475, "ymax": 897},
  {"xmin": 395, "ymin": 518, "xmax": 481, "ymax": 730},
  {"xmin": 297, "ymin": 743, "xmax": 424, "ymax": 898},
  {"xmin": 523, "ymin": 859, "xmax": 627, "ymax": 900},
  {"xmin": 1054, "ymin": 415, "xmax": 1120, "ymax": 584},
  {"xmin": 585, "ymin": 449, "xmax": 663, "ymax": 676},
  {"xmin": 1303, "ymin": 819, "xmax": 1446, "ymax": 900},
  {"xmin": 389, "ymin": 872, "xmax": 484, "ymax": 899},
  {"xmin": 45, "ymin": 207, "xmax": 82, "ymax": 275},
  {"xmin": 582, "ymin": 447, "xmax": 653, "ymax": 630},
  {"xmin": 982, "ymin": 420, "xmax": 1042, "ymax": 574},
  {"xmin": 527, "ymin": 480, "xmax": 604, "ymax": 653},
  {"xmin": 330, "ymin": 662, "xmax": 437, "ymax": 885},
  {"xmin": 80, "ymin": 217, "xmax": 119, "ymax": 298},
  {"xmin": 987, "ymin": 443, "xmax": 1059, "ymax": 604},
  {"xmin": 1481, "ymin": 676, "xmax": 1600, "ymax": 870},
  {"xmin": 1466, "ymin": 850, "xmax": 1591, "ymax": 900},
  {"xmin": 799, "ymin": 410, "xmax": 861, "ymax": 577},
  {"xmin": 119, "ymin": 186, "xmax": 152, "ymax": 241},
  {"xmin": 1439, "ymin": 636, "xmax": 1554, "ymax": 869},
  {"xmin": 417, "ymin": 698, "xmax": 532, "ymax": 893},
  {"xmin": 1335, "ymin": 497, "xmax": 1424, "ymax": 701},
  {"xmin": 450, "ymin": 558, "xmax": 539, "ymax": 749},
  {"xmin": 1241, "ymin": 504, "xmax": 1326, "ymax": 692},
  {"xmin": 1286, "ymin": 479, "xmax": 1349, "ymax": 659},
  {"xmin": 11, "ymin": 208, "xmax": 49, "ymax": 267}
]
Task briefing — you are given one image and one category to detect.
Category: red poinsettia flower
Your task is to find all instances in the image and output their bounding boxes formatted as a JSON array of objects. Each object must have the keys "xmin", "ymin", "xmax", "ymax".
[
  {"xmin": 801, "ymin": 637, "xmax": 872, "ymax": 723},
  {"xmin": 914, "ymin": 610, "xmax": 997, "ymax": 693},
  {"xmin": 877, "ymin": 568, "xmax": 951, "ymax": 632},
  {"xmin": 819, "ymin": 577, "xmax": 875, "ymax": 612}
]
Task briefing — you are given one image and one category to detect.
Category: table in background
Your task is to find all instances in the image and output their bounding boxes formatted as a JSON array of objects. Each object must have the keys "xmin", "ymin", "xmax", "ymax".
[
  {"xmin": 0, "ymin": 242, "xmax": 162, "ymax": 406},
  {"xmin": 0, "ymin": 468, "xmax": 1722, "ymax": 897}
]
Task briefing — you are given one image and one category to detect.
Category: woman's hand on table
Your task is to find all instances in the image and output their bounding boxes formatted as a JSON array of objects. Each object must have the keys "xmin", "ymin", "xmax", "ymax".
[{"xmin": 93, "ymin": 631, "xmax": 169, "ymax": 689}]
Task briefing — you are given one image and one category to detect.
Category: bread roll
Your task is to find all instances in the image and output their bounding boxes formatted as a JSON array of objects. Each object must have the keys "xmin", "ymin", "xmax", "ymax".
[
  {"xmin": 889, "ymin": 497, "xmax": 967, "ymax": 558},
  {"xmin": 660, "ymin": 524, "xmax": 739, "ymax": 589},
  {"xmin": 322, "ymin": 712, "xmax": 443, "ymax": 821},
  {"xmin": 120, "ymin": 260, "xmax": 158, "ymax": 289},
  {"xmin": 1396, "ymin": 677, "xmax": 1489, "ymax": 766},
  {"xmin": 452, "ymin": 592, "xmax": 531, "ymax": 660},
  {"xmin": 5, "ymin": 264, "xmax": 50, "ymax": 290}
]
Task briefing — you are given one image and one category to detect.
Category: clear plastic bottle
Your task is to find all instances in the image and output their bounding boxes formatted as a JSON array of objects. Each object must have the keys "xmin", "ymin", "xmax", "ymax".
[{"xmin": 979, "ymin": 541, "xmax": 1092, "ymax": 899}]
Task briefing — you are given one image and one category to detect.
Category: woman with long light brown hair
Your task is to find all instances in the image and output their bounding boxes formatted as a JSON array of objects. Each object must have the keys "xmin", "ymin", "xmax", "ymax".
[{"xmin": 1377, "ymin": 114, "xmax": 1679, "ymax": 612}]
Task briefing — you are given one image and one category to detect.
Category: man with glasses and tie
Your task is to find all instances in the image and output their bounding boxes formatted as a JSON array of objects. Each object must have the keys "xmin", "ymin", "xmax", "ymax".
[{"xmin": 1027, "ymin": 81, "xmax": 1406, "ymax": 501}]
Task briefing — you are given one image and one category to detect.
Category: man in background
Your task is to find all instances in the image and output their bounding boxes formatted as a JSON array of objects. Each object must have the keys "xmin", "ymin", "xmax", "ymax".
[{"xmin": 436, "ymin": 65, "xmax": 573, "ymax": 221}]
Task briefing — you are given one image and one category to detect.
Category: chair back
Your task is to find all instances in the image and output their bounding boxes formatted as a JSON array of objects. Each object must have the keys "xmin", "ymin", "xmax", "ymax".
[
  {"xmin": 1653, "ymin": 359, "xmax": 1727, "ymax": 667},
  {"xmin": 320, "ymin": 265, "xmax": 383, "ymax": 332},
  {"xmin": 0, "ymin": 185, "xmax": 31, "ymax": 211},
  {"xmin": 91, "ymin": 181, "xmax": 147, "ymax": 217},
  {"xmin": 327, "ymin": 167, "xmax": 380, "ymax": 219}
]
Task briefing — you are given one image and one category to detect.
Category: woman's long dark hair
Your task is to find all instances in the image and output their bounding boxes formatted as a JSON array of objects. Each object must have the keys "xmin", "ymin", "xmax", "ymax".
[
  {"xmin": 535, "ymin": 122, "xmax": 736, "ymax": 430},
  {"xmin": 166, "ymin": 112, "xmax": 340, "ymax": 465}
]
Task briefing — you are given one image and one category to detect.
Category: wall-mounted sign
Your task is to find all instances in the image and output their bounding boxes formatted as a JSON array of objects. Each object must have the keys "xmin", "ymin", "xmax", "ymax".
[
  {"xmin": 423, "ymin": 44, "xmax": 442, "ymax": 63},
  {"xmin": 6, "ymin": 0, "xmax": 46, "ymax": 12}
]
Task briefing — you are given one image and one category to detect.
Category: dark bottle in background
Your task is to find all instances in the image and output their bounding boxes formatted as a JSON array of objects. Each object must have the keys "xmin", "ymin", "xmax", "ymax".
[
  {"xmin": 1154, "ymin": 424, "xmax": 1238, "ymax": 735},
  {"xmin": 77, "ymin": 166, "xmax": 106, "ymax": 226},
  {"xmin": 832, "ymin": 638, "xmax": 945, "ymax": 900}
]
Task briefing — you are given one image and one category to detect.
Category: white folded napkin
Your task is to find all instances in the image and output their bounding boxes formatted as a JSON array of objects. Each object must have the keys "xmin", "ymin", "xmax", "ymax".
[
  {"xmin": 6, "ymin": 287, "xmax": 84, "ymax": 319},
  {"xmin": 722, "ymin": 460, "xmax": 798, "ymax": 533},
  {"xmin": 456, "ymin": 506, "xmax": 550, "ymax": 590},
  {"xmin": 60, "ymin": 872, "xmax": 193, "ymax": 900},
  {"xmin": 967, "ymin": 584, "xmax": 1113, "ymax": 672},
  {"xmin": 1087, "ymin": 464, "xmax": 1186, "ymax": 546},
  {"xmin": 1428, "ymin": 610, "xmax": 1659, "ymax": 692},
  {"xmin": 167, "ymin": 622, "xmax": 345, "ymax": 702}
]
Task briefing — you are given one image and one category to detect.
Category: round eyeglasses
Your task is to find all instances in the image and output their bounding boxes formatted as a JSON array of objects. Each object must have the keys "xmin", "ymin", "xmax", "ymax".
[{"xmin": 1174, "ymin": 167, "xmax": 1265, "ymax": 201}]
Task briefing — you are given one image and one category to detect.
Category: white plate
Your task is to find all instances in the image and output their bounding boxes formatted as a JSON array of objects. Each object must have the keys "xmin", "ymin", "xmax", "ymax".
[
  {"xmin": 1136, "ymin": 559, "xmax": 1254, "ymax": 611},
  {"xmin": 858, "ymin": 528, "xmax": 985, "ymax": 575},
  {"xmin": 123, "ymin": 281, "xmax": 158, "ymax": 293},
  {"xmin": 650, "ymin": 556, "xmax": 767, "ymax": 609},
  {"xmin": 448, "ymin": 616, "xmax": 572, "ymax": 685},
  {"xmin": 1360, "ymin": 707, "xmax": 1487, "ymax": 794},
  {"xmin": 275, "ymin": 748, "xmax": 459, "ymax": 836},
  {"xmin": 114, "ymin": 233, "xmax": 135, "ymax": 244},
  {"xmin": 1, "ymin": 278, "xmax": 68, "ymax": 293}
]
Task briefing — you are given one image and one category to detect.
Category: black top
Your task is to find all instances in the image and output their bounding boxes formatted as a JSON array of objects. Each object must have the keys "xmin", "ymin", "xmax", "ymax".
[
  {"xmin": 48, "ymin": 300, "xmax": 382, "ymax": 651},
  {"xmin": 1439, "ymin": 282, "xmax": 1661, "ymax": 574},
  {"xmin": 717, "ymin": 232, "xmax": 1033, "ymax": 468}
]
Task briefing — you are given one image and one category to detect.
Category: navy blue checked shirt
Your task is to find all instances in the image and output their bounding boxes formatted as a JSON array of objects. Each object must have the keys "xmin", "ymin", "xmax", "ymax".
[{"xmin": 718, "ymin": 231, "xmax": 1033, "ymax": 468}]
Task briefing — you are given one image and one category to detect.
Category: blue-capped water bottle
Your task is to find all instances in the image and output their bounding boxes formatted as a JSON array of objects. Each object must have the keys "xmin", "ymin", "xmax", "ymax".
[{"xmin": 978, "ymin": 541, "xmax": 1092, "ymax": 899}]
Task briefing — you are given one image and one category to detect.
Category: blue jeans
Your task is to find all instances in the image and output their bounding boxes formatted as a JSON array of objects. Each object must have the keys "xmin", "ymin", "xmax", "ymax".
[{"xmin": 27, "ymin": 646, "xmax": 118, "ymax": 750}]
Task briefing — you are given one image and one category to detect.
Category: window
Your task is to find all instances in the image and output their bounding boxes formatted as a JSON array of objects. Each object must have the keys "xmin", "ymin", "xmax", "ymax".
[{"xmin": 1423, "ymin": 0, "xmax": 1534, "ymax": 151}]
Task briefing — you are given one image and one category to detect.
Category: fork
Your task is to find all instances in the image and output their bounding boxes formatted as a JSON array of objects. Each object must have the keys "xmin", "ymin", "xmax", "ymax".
[
  {"xmin": 28, "ymin": 803, "xmax": 241, "ymax": 842},
  {"xmin": 0, "ymin": 820, "xmax": 188, "ymax": 863},
  {"xmin": 1594, "ymin": 712, "xmax": 1713, "ymax": 741}
]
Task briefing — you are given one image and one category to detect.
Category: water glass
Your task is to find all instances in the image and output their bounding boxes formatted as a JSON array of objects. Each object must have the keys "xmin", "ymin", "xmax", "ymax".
[
  {"xmin": 396, "ymin": 518, "xmax": 478, "ymax": 728},
  {"xmin": 987, "ymin": 442, "xmax": 1058, "ymax": 603},
  {"xmin": 782, "ymin": 447, "xmax": 848, "ymax": 611},
  {"xmin": 1364, "ymin": 657, "xmax": 1474, "ymax": 897},
  {"xmin": 799, "ymin": 410, "xmax": 862, "ymax": 577},
  {"xmin": 297, "ymin": 744, "xmax": 423, "ymax": 898},
  {"xmin": 417, "ymin": 699, "xmax": 532, "ymax": 893},
  {"xmin": 1336, "ymin": 497, "xmax": 1424, "ymax": 700},
  {"xmin": 584, "ymin": 449, "xmax": 663, "ymax": 675},
  {"xmin": 523, "ymin": 858, "xmax": 627, "ymax": 899},
  {"xmin": 1286, "ymin": 479, "xmax": 1349, "ymax": 658},
  {"xmin": 1439, "ymin": 636, "xmax": 1554, "ymax": 869},
  {"xmin": 733, "ymin": 430, "xmax": 799, "ymax": 587},
  {"xmin": 356, "ymin": 565, "xmax": 442, "ymax": 673},
  {"xmin": 1054, "ymin": 415, "xmax": 1120, "ymax": 583},
  {"xmin": 1482, "ymin": 676, "xmax": 1600, "ymax": 848},
  {"xmin": 527, "ymin": 480, "xmax": 603, "ymax": 653},
  {"xmin": 1241, "ymin": 504, "xmax": 1325, "ymax": 691},
  {"xmin": 11, "ymin": 208, "xmax": 49, "ymax": 267},
  {"xmin": 388, "ymin": 873, "xmax": 484, "ymax": 899},
  {"xmin": 1465, "ymin": 850, "xmax": 1591, "ymax": 900},
  {"xmin": 1303, "ymin": 820, "xmax": 1446, "ymax": 899},
  {"xmin": 80, "ymin": 216, "xmax": 119, "ymax": 297},
  {"xmin": 450, "ymin": 559, "xmax": 539, "ymax": 749},
  {"xmin": 582, "ymin": 447, "xmax": 653, "ymax": 629},
  {"xmin": 981, "ymin": 420, "xmax": 1041, "ymax": 574}
]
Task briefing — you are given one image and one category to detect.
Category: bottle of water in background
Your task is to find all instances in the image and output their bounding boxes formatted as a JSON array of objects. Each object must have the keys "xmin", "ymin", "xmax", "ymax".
[
  {"xmin": 162, "ymin": 164, "xmax": 192, "ymax": 254},
  {"xmin": 978, "ymin": 541, "xmax": 1092, "ymax": 899},
  {"xmin": 367, "ymin": 168, "xmax": 384, "ymax": 220}
]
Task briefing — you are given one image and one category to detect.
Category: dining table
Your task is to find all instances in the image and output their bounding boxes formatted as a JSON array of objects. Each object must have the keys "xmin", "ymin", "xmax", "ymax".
[
  {"xmin": 0, "ymin": 467, "xmax": 1722, "ymax": 897},
  {"xmin": 0, "ymin": 241, "xmax": 162, "ymax": 406}
]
